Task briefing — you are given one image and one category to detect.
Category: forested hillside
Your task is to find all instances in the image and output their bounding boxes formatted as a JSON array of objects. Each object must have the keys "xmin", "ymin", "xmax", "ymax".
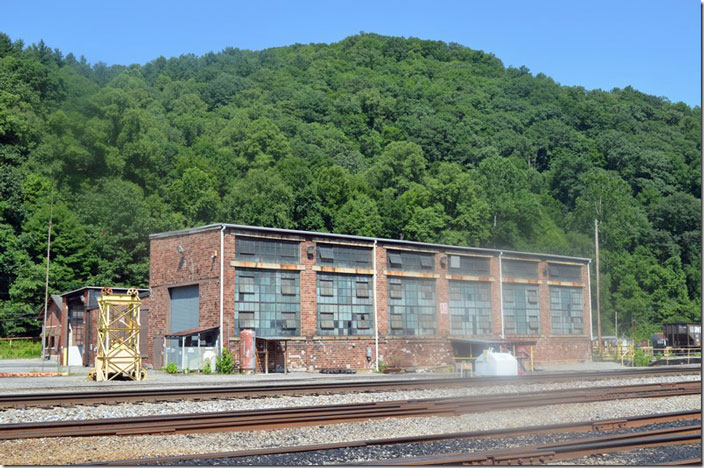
[{"xmin": 0, "ymin": 33, "xmax": 700, "ymax": 338}]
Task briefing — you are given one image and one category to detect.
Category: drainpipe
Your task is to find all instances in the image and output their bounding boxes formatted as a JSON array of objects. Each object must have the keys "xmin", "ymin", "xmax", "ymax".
[
  {"xmin": 587, "ymin": 260, "xmax": 593, "ymax": 341},
  {"xmin": 498, "ymin": 251, "xmax": 505, "ymax": 339},
  {"xmin": 219, "ymin": 225, "xmax": 225, "ymax": 355},
  {"xmin": 373, "ymin": 240, "xmax": 379, "ymax": 371}
]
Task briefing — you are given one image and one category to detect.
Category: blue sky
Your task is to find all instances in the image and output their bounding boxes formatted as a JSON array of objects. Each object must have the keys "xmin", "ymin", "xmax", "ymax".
[{"xmin": 2, "ymin": 0, "xmax": 700, "ymax": 106}]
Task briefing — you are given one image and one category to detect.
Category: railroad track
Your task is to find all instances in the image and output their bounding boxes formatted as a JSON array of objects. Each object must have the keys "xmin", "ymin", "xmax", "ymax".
[
  {"xmin": 0, "ymin": 381, "xmax": 698, "ymax": 440},
  {"xmin": 0, "ymin": 366, "xmax": 698, "ymax": 409},
  {"xmin": 99, "ymin": 410, "xmax": 702, "ymax": 465},
  {"xmin": 365, "ymin": 424, "xmax": 702, "ymax": 465}
]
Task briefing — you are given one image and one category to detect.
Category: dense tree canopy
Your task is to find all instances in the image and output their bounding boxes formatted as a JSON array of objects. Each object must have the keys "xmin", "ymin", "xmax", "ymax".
[{"xmin": 0, "ymin": 33, "xmax": 700, "ymax": 338}]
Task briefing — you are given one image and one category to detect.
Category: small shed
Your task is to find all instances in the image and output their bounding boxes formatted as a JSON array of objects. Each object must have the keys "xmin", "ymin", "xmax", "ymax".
[{"xmin": 163, "ymin": 326, "xmax": 219, "ymax": 371}]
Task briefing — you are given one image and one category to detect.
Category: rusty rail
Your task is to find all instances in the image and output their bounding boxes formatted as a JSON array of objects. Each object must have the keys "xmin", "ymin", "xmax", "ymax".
[
  {"xmin": 0, "ymin": 366, "xmax": 698, "ymax": 409},
  {"xmin": 0, "ymin": 381, "xmax": 698, "ymax": 440},
  {"xmin": 99, "ymin": 409, "xmax": 702, "ymax": 465}
]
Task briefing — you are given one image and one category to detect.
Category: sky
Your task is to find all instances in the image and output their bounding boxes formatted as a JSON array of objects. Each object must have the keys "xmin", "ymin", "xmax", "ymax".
[{"xmin": 1, "ymin": 0, "xmax": 700, "ymax": 106}]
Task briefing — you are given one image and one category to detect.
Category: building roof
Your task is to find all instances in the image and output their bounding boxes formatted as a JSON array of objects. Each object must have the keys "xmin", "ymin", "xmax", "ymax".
[
  {"xmin": 59, "ymin": 286, "xmax": 150, "ymax": 297},
  {"xmin": 149, "ymin": 223, "xmax": 591, "ymax": 263},
  {"xmin": 165, "ymin": 326, "xmax": 219, "ymax": 338}
]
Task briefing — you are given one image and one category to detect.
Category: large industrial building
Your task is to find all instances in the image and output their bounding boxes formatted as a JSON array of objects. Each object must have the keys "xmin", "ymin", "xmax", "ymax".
[{"xmin": 146, "ymin": 224, "xmax": 593, "ymax": 372}]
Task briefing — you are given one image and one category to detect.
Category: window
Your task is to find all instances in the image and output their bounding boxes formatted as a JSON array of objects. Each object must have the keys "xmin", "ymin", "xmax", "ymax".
[
  {"xmin": 388, "ymin": 253, "xmax": 403, "ymax": 267},
  {"xmin": 281, "ymin": 277, "xmax": 296, "ymax": 295},
  {"xmin": 550, "ymin": 286, "xmax": 583, "ymax": 335},
  {"xmin": 316, "ymin": 244, "xmax": 372, "ymax": 268},
  {"xmin": 420, "ymin": 256, "xmax": 433, "ymax": 269},
  {"xmin": 170, "ymin": 285, "xmax": 199, "ymax": 333},
  {"xmin": 502, "ymin": 259, "xmax": 538, "ymax": 279},
  {"xmin": 235, "ymin": 269, "xmax": 300, "ymax": 336},
  {"xmin": 316, "ymin": 273, "xmax": 373, "ymax": 336},
  {"xmin": 502, "ymin": 284, "xmax": 540, "ymax": 335},
  {"xmin": 239, "ymin": 275, "xmax": 254, "ymax": 294},
  {"xmin": 387, "ymin": 277, "xmax": 436, "ymax": 336},
  {"xmin": 449, "ymin": 255, "xmax": 490, "ymax": 276},
  {"xmin": 356, "ymin": 280, "xmax": 369, "ymax": 298},
  {"xmin": 389, "ymin": 282, "xmax": 402, "ymax": 299},
  {"xmin": 449, "ymin": 281, "xmax": 492, "ymax": 335},
  {"xmin": 320, "ymin": 279, "xmax": 334, "ymax": 297},
  {"xmin": 548, "ymin": 264, "xmax": 582, "ymax": 282},
  {"xmin": 387, "ymin": 250, "xmax": 435, "ymax": 273},
  {"xmin": 235, "ymin": 237, "xmax": 300, "ymax": 264}
]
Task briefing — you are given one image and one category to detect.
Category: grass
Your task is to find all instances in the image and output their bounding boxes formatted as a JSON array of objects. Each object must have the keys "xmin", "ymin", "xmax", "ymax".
[{"xmin": 0, "ymin": 339, "xmax": 42, "ymax": 359}]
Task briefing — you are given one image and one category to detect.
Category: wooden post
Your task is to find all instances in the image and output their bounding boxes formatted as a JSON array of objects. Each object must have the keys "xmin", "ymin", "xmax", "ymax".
[
  {"xmin": 264, "ymin": 342, "xmax": 269, "ymax": 374},
  {"xmin": 284, "ymin": 341, "xmax": 288, "ymax": 373}
]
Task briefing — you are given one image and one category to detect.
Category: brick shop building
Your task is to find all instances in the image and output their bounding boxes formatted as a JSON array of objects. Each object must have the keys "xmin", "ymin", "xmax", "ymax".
[{"xmin": 147, "ymin": 224, "xmax": 593, "ymax": 371}]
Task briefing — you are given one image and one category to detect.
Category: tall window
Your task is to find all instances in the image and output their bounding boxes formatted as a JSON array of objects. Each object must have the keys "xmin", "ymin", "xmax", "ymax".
[
  {"xmin": 550, "ymin": 286, "xmax": 584, "ymax": 334},
  {"xmin": 236, "ymin": 237, "xmax": 299, "ymax": 264},
  {"xmin": 235, "ymin": 269, "xmax": 299, "ymax": 336},
  {"xmin": 388, "ymin": 277, "xmax": 436, "ymax": 335},
  {"xmin": 503, "ymin": 284, "xmax": 540, "ymax": 335},
  {"xmin": 449, "ymin": 281, "xmax": 492, "ymax": 335},
  {"xmin": 317, "ymin": 273, "xmax": 373, "ymax": 336}
]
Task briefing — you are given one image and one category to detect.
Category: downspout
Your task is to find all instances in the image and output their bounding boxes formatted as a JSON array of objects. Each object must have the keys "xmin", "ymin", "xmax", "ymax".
[
  {"xmin": 373, "ymin": 240, "xmax": 379, "ymax": 371},
  {"xmin": 219, "ymin": 225, "xmax": 225, "ymax": 354},
  {"xmin": 498, "ymin": 251, "xmax": 504, "ymax": 339},
  {"xmin": 587, "ymin": 260, "xmax": 593, "ymax": 341}
]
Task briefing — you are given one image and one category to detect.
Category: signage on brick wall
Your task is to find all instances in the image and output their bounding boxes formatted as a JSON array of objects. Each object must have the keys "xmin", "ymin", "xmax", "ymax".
[{"xmin": 439, "ymin": 302, "xmax": 448, "ymax": 315}]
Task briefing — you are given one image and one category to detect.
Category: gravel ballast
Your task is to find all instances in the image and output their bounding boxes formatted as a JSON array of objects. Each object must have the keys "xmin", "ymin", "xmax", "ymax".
[
  {"xmin": 0, "ymin": 395, "xmax": 699, "ymax": 465},
  {"xmin": 0, "ymin": 374, "xmax": 698, "ymax": 424}
]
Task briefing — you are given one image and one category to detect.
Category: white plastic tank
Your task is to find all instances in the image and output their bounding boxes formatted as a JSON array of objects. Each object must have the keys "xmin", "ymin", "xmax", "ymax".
[{"xmin": 474, "ymin": 348, "xmax": 518, "ymax": 376}]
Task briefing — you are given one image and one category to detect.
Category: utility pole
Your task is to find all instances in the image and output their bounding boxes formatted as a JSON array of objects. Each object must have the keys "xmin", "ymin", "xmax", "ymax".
[
  {"xmin": 595, "ymin": 219, "xmax": 603, "ymax": 357},
  {"xmin": 41, "ymin": 189, "xmax": 54, "ymax": 369}
]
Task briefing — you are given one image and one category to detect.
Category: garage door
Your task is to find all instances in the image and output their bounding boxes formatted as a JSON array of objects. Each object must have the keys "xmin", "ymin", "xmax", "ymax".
[{"xmin": 170, "ymin": 285, "xmax": 199, "ymax": 333}]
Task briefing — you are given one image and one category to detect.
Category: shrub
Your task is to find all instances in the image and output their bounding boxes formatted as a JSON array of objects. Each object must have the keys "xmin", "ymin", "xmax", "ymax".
[
  {"xmin": 632, "ymin": 349, "xmax": 651, "ymax": 367},
  {"xmin": 165, "ymin": 362, "xmax": 178, "ymax": 374},
  {"xmin": 202, "ymin": 360, "xmax": 212, "ymax": 374},
  {"xmin": 0, "ymin": 339, "xmax": 41, "ymax": 359},
  {"xmin": 215, "ymin": 348, "xmax": 234, "ymax": 374}
]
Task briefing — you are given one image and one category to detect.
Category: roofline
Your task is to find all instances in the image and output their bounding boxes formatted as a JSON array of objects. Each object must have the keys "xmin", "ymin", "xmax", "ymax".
[
  {"xmin": 59, "ymin": 286, "xmax": 150, "ymax": 297},
  {"xmin": 150, "ymin": 223, "xmax": 591, "ymax": 263}
]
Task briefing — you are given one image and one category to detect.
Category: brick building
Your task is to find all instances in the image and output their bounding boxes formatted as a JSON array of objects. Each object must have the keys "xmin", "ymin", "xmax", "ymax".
[
  {"xmin": 147, "ymin": 224, "xmax": 593, "ymax": 371},
  {"xmin": 40, "ymin": 287, "xmax": 150, "ymax": 367}
]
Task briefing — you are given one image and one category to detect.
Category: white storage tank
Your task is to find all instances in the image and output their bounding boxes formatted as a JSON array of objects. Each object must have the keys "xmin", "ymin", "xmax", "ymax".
[{"xmin": 474, "ymin": 349, "xmax": 518, "ymax": 376}]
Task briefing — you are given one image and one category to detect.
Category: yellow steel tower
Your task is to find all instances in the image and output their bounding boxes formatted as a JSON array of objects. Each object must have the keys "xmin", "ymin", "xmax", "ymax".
[{"xmin": 89, "ymin": 287, "xmax": 146, "ymax": 381}]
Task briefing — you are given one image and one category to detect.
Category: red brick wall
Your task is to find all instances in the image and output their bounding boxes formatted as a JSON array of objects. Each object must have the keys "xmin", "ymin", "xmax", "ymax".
[
  {"xmin": 149, "ymin": 226, "xmax": 592, "ymax": 370},
  {"xmin": 435, "ymin": 253, "xmax": 449, "ymax": 337},
  {"xmin": 148, "ymin": 228, "xmax": 222, "ymax": 366}
]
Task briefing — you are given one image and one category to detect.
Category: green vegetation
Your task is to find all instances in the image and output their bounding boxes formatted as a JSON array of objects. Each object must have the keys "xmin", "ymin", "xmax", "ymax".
[
  {"xmin": 632, "ymin": 348, "xmax": 652, "ymax": 367},
  {"xmin": 202, "ymin": 359, "xmax": 212, "ymax": 374},
  {"xmin": 0, "ymin": 339, "xmax": 41, "ymax": 359},
  {"xmin": 165, "ymin": 362, "xmax": 178, "ymax": 374},
  {"xmin": 215, "ymin": 348, "xmax": 234, "ymax": 374},
  {"xmin": 0, "ymin": 33, "xmax": 700, "ymax": 339}
]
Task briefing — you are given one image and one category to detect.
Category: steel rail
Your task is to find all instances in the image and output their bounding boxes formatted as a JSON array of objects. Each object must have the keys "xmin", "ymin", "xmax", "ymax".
[
  {"xmin": 0, "ymin": 366, "xmax": 698, "ymax": 409},
  {"xmin": 365, "ymin": 425, "xmax": 703, "ymax": 465},
  {"xmin": 0, "ymin": 381, "xmax": 698, "ymax": 441},
  {"xmin": 96, "ymin": 409, "xmax": 702, "ymax": 466}
]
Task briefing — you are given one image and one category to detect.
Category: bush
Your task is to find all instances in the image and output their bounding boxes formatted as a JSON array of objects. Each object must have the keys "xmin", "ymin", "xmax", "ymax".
[
  {"xmin": 632, "ymin": 349, "xmax": 651, "ymax": 367},
  {"xmin": 202, "ymin": 360, "xmax": 212, "ymax": 374},
  {"xmin": 0, "ymin": 339, "xmax": 41, "ymax": 359},
  {"xmin": 165, "ymin": 362, "xmax": 178, "ymax": 374},
  {"xmin": 215, "ymin": 348, "xmax": 234, "ymax": 374}
]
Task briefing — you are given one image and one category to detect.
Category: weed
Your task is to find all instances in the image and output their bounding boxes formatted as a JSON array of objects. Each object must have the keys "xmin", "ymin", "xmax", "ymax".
[{"xmin": 165, "ymin": 362, "xmax": 178, "ymax": 374}]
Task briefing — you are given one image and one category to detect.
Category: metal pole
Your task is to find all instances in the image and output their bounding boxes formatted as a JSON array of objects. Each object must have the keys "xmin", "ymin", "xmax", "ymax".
[
  {"xmin": 587, "ymin": 260, "xmax": 593, "ymax": 342},
  {"xmin": 219, "ymin": 225, "xmax": 225, "ymax": 356},
  {"xmin": 372, "ymin": 240, "xmax": 379, "ymax": 371},
  {"xmin": 41, "ymin": 191, "xmax": 54, "ymax": 368},
  {"xmin": 498, "ymin": 252, "xmax": 505, "ymax": 339},
  {"xmin": 595, "ymin": 219, "xmax": 603, "ymax": 357}
]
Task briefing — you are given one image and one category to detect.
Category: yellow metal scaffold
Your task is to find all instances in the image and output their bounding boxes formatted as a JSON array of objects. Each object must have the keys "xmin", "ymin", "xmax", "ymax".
[{"xmin": 89, "ymin": 287, "xmax": 146, "ymax": 381}]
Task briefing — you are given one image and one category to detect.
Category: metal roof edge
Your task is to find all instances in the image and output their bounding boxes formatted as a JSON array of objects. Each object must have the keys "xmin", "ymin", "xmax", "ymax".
[{"xmin": 149, "ymin": 223, "xmax": 591, "ymax": 263}]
